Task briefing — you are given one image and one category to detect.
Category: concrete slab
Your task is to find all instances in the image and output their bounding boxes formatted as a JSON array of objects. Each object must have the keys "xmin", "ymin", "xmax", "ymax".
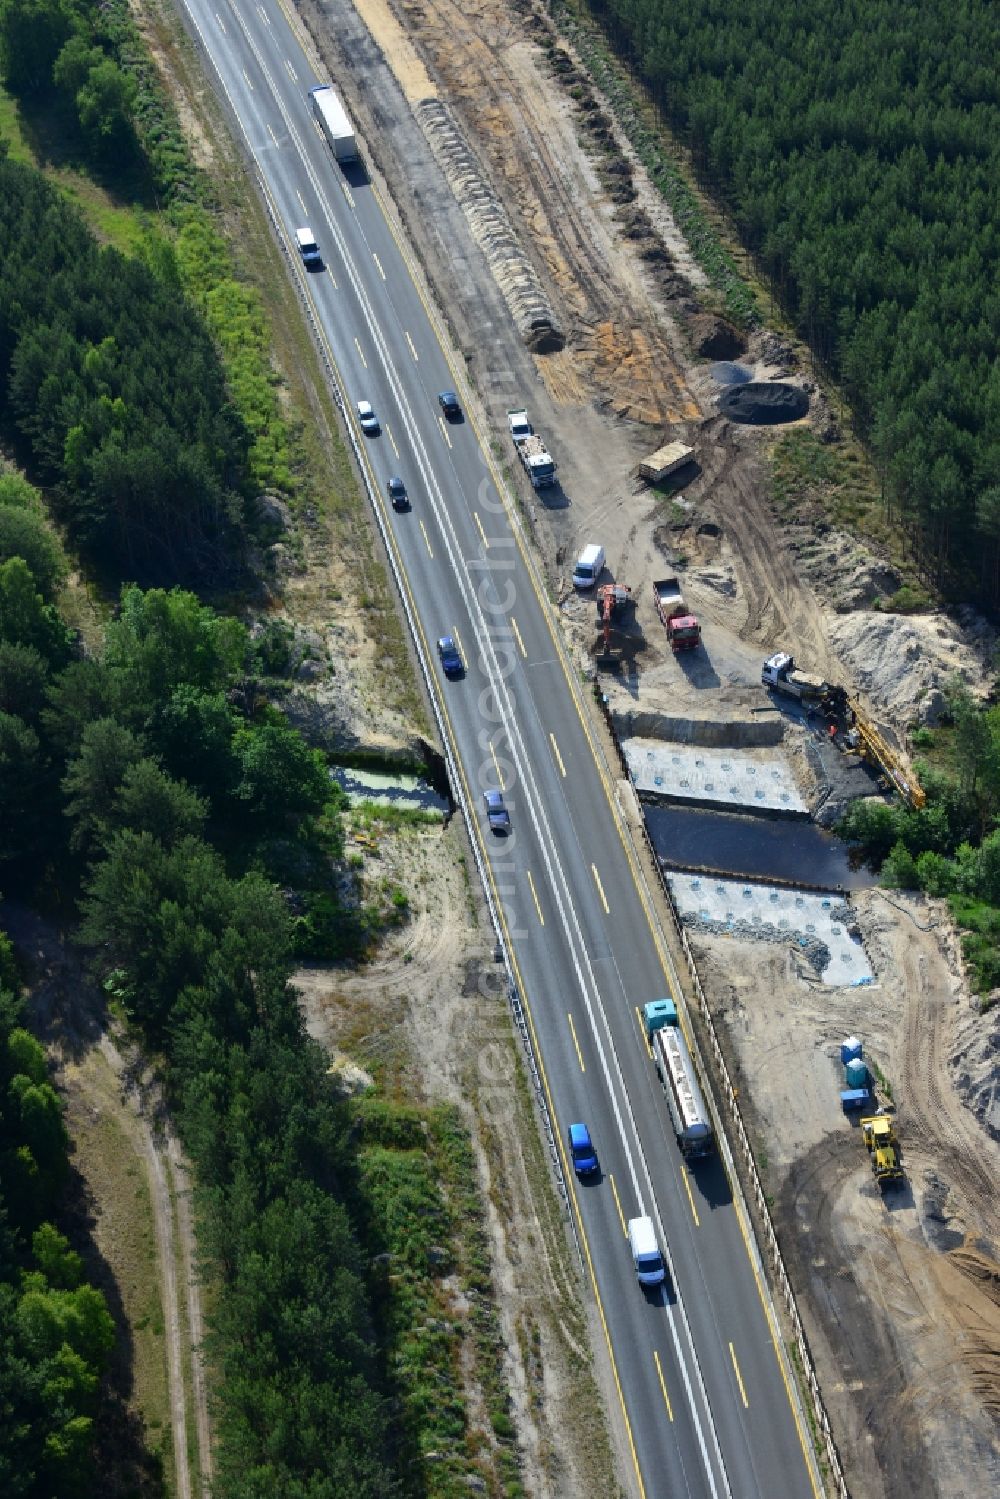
[
  {"xmin": 623, "ymin": 737, "xmax": 807, "ymax": 814},
  {"xmin": 667, "ymin": 872, "xmax": 874, "ymax": 987}
]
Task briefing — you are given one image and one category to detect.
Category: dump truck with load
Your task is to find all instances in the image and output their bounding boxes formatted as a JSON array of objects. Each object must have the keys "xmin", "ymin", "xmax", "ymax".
[
  {"xmin": 309, "ymin": 84, "xmax": 359, "ymax": 162},
  {"xmin": 506, "ymin": 409, "xmax": 556, "ymax": 488},
  {"xmin": 653, "ymin": 577, "xmax": 701, "ymax": 651},
  {"xmin": 642, "ymin": 1001, "xmax": 713, "ymax": 1158},
  {"xmin": 761, "ymin": 651, "xmax": 832, "ymax": 703}
]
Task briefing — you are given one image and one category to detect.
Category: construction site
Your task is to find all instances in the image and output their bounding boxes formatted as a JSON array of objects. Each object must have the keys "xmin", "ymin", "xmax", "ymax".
[{"xmin": 271, "ymin": 0, "xmax": 1000, "ymax": 1493}]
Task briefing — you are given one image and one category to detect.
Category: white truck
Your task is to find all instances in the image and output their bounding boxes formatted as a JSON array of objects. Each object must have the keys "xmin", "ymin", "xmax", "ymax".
[
  {"xmin": 507, "ymin": 408, "xmax": 556, "ymax": 489},
  {"xmin": 309, "ymin": 84, "xmax": 359, "ymax": 163}
]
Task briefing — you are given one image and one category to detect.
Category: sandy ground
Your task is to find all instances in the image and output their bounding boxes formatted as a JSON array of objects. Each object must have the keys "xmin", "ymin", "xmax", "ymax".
[
  {"xmin": 693, "ymin": 890, "xmax": 1000, "ymax": 1499},
  {"xmin": 294, "ymin": 821, "xmax": 622, "ymax": 1498},
  {"xmin": 289, "ymin": 0, "xmax": 1000, "ymax": 1492}
]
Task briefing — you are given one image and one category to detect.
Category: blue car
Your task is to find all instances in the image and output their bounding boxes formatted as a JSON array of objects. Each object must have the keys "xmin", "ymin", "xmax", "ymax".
[
  {"xmin": 438, "ymin": 389, "xmax": 461, "ymax": 420},
  {"xmin": 437, "ymin": 635, "xmax": 463, "ymax": 678},
  {"xmin": 568, "ymin": 1122, "xmax": 598, "ymax": 1176},
  {"xmin": 483, "ymin": 789, "xmax": 510, "ymax": 834}
]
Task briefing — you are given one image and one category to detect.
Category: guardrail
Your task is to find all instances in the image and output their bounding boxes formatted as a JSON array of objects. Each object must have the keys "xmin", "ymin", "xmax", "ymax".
[
  {"xmin": 595, "ymin": 684, "xmax": 850, "ymax": 1499},
  {"xmin": 262, "ymin": 166, "xmax": 581, "ymax": 1263}
]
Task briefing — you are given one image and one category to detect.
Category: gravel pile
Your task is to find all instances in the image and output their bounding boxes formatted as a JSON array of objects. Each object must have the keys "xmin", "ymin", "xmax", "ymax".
[{"xmin": 718, "ymin": 381, "xmax": 809, "ymax": 424}]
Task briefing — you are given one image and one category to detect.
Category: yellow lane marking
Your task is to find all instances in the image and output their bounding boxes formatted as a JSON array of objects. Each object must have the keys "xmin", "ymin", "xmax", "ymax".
[
  {"xmin": 591, "ymin": 863, "xmax": 610, "ymax": 915},
  {"xmin": 527, "ymin": 871, "xmax": 544, "ymax": 927},
  {"xmin": 730, "ymin": 1343, "xmax": 749, "ymax": 1409},
  {"xmin": 405, "ymin": 330, "xmax": 419, "ymax": 361},
  {"xmin": 549, "ymin": 733, "xmax": 566, "ymax": 778},
  {"xmin": 365, "ymin": 174, "xmax": 649, "ymax": 1499},
  {"xmin": 635, "ymin": 1005, "xmax": 649, "ymax": 1044},
  {"xmin": 386, "ymin": 425, "xmax": 399, "ymax": 460},
  {"xmin": 681, "ymin": 1167, "xmax": 701, "ymax": 1228},
  {"xmin": 473, "ymin": 511, "xmax": 490, "ymax": 550},
  {"xmin": 373, "ymin": 251, "xmax": 386, "ymax": 280},
  {"xmin": 567, "ymin": 1011, "xmax": 585, "ymax": 1071},
  {"xmin": 608, "ymin": 1174, "xmax": 627, "ymax": 1235},
  {"xmin": 354, "ymin": 337, "xmax": 367, "ymax": 369},
  {"xmin": 438, "ymin": 415, "xmax": 452, "ymax": 449},
  {"xmin": 419, "ymin": 521, "xmax": 434, "ymax": 559},
  {"xmin": 653, "ymin": 1351, "xmax": 675, "ymax": 1422},
  {"xmin": 489, "ymin": 741, "xmax": 505, "ymax": 791},
  {"xmin": 510, "ymin": 615, "xmax": 527, "ymax": 659}
]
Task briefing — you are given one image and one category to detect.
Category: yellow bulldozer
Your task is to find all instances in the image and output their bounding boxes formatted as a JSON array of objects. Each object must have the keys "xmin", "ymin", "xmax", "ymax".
[{"xmin": 861, "ymin": 1114, "xmax": 904, "ymax": 1187}]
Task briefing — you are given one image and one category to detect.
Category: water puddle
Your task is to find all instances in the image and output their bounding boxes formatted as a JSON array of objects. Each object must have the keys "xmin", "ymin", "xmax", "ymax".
[{"xmin": 643, "ymin": 803, "xmax": 873, "ymax": 890}]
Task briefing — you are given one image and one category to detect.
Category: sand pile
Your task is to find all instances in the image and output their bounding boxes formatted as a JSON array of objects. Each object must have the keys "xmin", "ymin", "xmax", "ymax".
[{"xmin": 827, "ymin": 609, "xmax": 994, "ymax": 730}]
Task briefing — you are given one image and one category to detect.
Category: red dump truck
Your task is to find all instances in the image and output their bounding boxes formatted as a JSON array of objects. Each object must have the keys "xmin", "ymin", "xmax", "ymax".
[{"xmin": 653, "ymin": 577, "xmax": 701, "ymax": 651}]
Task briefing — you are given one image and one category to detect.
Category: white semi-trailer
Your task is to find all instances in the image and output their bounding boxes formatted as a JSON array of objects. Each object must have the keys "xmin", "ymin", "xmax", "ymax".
[{"xmin": 309, "ymin": 85, "xmax": 359, "ymax": 163}]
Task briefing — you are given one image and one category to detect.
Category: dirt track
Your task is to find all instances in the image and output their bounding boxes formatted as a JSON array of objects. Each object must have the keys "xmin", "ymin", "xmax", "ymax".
[
  {"xmin": 2, "ymin": 908, "xmax": 211, "ymax": 1499},
  {"xmin": 293, "ymin": 0, "xmax": 1000, "ymax": 1493}
]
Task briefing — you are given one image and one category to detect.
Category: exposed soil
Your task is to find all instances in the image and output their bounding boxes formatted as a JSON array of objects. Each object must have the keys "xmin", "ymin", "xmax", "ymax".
[
  {"xmin": 123, "ymin": 0, "xmax": 1000, "ymax": 1491},
  {"xmin": 693, "ymin": 890, "xmax": 1000, "ymax": 1499},
  {"xmin": 294, "ymin": 821, "xmax": 621, "ymax": 1498},
  {"xmin": 288, "ymin": 0, "xmax": 1000, "ymax": 1493}
]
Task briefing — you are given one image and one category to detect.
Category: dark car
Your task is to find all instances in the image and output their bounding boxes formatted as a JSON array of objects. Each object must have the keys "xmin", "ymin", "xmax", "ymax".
[
  {"xmin": 568, "ymin": 1123, "xmax": 598, "ymax": 1176},
  {"xmin": 483, "ymin": 789, "xmax": 510, "ymax": 833},
  {"xmin": 437, "ymin": 635, "xmax": 463, "ymax": 678},
  {"xmin": 387, "ymin": 476, "xmax": 408, "ymax": 510},
  {"xmin": 438, "ymin": 390, "xmax": 461, "ymax": 420}
]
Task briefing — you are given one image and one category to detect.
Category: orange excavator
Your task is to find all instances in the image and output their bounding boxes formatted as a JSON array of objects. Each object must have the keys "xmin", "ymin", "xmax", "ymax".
[{"xmin": 595, "ymin": 583, "xmax": 633, "ymax": 666}]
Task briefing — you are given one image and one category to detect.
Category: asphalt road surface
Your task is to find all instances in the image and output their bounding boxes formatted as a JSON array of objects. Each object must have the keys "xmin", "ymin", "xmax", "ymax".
[{"xmin": 176, "ymin": 2, "xmax": 823, "ymax": 1495}]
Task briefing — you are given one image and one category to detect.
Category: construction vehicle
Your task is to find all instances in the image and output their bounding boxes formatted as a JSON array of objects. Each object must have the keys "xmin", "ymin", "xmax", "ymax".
[
  {"xmin": 861, "ymin": 1114, "xmax": 904, "ymax": 1187},
  {"xmin": 639, "ymin": 440, "xmax": 694, "ymax": 483},
  {"xmin": 642, "ymin": 1001, "xmax": 713, "ymax": 1159},
  {"xmin": 762, "ymin": 652, "xmax": 847, "ymax": 710},
  {"xmin": 653, "ymin": 577, "xmax": 701, "ymax": 652},
  {"xmin": 506, "ymin": 409, "xmax": 556, "ymax": 489},
  {"xmin": 762, "ymin": 650, "xmax": 926, "ymax": 809},
  {"xmin": 594, "ymin": 582, "xmax": 632, "ymax": 667}
]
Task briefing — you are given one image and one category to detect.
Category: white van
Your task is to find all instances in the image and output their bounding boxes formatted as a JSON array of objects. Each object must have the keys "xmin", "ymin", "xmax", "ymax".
[
  {"xmin": 628, "ymin": 1216, "xmax": 666, "ymax": 1287},
  {"xmin": 572, "ymin": 543, "xmax": 605, "ymax": 590},
  {"xmin": 295, "ymin": 227, "xmax": 322, "ymax": 269}
]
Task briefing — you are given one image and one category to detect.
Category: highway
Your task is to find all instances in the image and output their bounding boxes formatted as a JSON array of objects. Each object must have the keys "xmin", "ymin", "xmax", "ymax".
[{"xmin": 176, "ymin": 2, "xmax": 822, "ymax": 1494}]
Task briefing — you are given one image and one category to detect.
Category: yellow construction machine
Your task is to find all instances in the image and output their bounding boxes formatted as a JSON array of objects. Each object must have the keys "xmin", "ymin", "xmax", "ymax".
[{"xmin": 861, "ymin": 1114, "xmax": 904, "ymax": 1187}]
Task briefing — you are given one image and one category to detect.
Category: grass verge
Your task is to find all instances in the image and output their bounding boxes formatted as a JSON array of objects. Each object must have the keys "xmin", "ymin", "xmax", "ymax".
[{"xmin": 350, "ymin": 1094, "xmax": 523, "ymax": 1497}]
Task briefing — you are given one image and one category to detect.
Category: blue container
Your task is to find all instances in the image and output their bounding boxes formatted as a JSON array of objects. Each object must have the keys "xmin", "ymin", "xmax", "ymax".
[
  {"xmin": 840, "ymin": 1035, "xmax": 863, "ymax": 1065},
  {"xmin": 845, "ymin": 1057, "xmax": 868, "ymax": 1089}
]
